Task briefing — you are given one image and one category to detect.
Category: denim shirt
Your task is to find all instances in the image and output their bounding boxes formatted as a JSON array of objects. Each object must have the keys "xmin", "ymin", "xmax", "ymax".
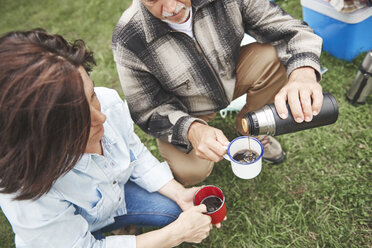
[{"xmin": 0, "ymin": 87, "xmax": 174, "ymax": 248}]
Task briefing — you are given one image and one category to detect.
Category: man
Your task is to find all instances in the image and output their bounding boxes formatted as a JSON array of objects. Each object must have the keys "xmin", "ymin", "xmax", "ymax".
[{"xmin": 112, "ymin": 0, "xmax": 323, "ymax": 186}]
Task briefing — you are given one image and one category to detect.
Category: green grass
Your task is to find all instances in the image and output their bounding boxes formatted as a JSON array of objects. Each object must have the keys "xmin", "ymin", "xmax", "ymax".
[{"xmin": 0, "ymin": 0, "xmax": 371, "ymax": 247}]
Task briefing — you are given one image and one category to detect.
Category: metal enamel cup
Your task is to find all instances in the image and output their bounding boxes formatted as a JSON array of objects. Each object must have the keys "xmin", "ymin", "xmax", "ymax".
[
  {"xmin": 193, "ymin": 185, "xmax": 226, "ymax": 224},
  {"xmin": 224, "ymin": 136, "xmax": 263, "ymax": 179}
]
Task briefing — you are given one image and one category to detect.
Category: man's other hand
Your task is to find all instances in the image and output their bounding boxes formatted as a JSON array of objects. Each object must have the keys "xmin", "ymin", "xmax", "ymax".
[{"xmin": 187, "ymin": 122, "xmax": 230, "ymax": 162}]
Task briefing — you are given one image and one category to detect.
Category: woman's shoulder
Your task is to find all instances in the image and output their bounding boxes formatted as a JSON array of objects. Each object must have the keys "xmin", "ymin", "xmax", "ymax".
[
  {"xmin": 94, "ymin": 87, "xmax": 129, "ymax": 112},
  {"xmin": 95, "ymin": 87, "xmax": 122, "ymax": 105},
  {"xmin": 94, "ymin": 87, "xmax": 133, "ymax": 131}
]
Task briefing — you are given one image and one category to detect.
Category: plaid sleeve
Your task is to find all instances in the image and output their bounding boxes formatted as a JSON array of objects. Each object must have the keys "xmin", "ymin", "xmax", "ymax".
[
  {"xmin": 241, "ymin": 0, "xmax": 323, "ymax": 81},
  {"xmin": 114, "ymin": 50, "xmax": 202, "ymax": 153}
]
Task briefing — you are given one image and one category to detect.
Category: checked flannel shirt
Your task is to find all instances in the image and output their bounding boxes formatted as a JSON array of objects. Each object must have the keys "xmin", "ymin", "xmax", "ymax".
[{"xmin": 112, "ymin": 0, "xmax": 322, "ymax": 153}]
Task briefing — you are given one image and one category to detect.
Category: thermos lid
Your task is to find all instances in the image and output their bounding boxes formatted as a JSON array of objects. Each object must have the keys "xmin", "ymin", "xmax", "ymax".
[
  {"xmin": 242, "ymin": 118, "xmax": 249, "ymax": 134},
  {"xmin": 361, "ymin": 50, "xmax": 372, "ymax": 74}
]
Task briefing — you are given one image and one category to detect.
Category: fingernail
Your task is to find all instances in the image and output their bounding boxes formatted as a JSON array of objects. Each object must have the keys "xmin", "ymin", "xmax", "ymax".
[
  {"xmin": 296, "ymin": 117, "xmax": 303, "ymax": 123},
  {"xmin": 305, "ymin": 116, "xmax": 312, "ymax": 122},
  {"xmin": 313, "ymin": 111, "xmax": 318, "ymax": 116},
  {"xmin": 280, "ymin": 113, "xmax": 287, "ymax": 119}
]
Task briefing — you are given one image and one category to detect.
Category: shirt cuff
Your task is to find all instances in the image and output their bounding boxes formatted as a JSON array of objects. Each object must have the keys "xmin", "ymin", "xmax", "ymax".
[
  {"xmin": 286, "ymin": 52, "xmax": 322, "ymax": 81},
  {"xmin": 131, "ymin": 162, "xmax": 174, "ymax": 192},
  {"xmin": 171, "ymin": 116, "xmax": 208, "ymax": 153},
  {"xmin": 105, "ymin": 235, "xmax": 136, "ymax": 248}
]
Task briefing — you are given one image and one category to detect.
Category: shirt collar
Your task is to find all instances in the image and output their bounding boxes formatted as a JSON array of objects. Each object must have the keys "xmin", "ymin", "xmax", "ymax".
[
  {"xmin": 101, "ymin": 121, "xmax": 118, "ymax": 145},
  {"xmin": 73, "ymin": 121, "xmax": 118, "ymax": 172},
  {"xmin": 192, "ymin": 0, "xmax": 216, "ymax": 9},
  {"xmin": 138, "ymin": 0, "xmax": 216, "ymax": 43},
  {"xmin": 139, "ymin": 2, "xmax": 172, "ymax": 43}
]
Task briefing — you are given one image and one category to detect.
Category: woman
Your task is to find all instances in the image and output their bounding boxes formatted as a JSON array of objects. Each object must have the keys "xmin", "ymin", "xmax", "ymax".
[{"xmin": 0, "ymin": 29, "xmax": 215, "ymax": 247}]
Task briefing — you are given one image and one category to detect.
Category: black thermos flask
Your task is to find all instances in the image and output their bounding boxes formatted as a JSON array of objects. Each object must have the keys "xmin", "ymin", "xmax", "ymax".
[{"xmin": 242, "ymin": 92, "xmax": 338, "ymax": 136}]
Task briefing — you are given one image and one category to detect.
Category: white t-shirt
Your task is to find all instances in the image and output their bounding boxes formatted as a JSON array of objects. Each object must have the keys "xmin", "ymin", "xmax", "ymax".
[{"xmin": 167, "ymin": 8, "xmax": 194, "ymax": 38}]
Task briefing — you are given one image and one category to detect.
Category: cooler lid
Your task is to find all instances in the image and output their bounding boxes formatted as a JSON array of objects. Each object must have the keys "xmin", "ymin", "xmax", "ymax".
[{"xmin": 301, "ymin": 0, "xmax": 372, "ymax": 23}]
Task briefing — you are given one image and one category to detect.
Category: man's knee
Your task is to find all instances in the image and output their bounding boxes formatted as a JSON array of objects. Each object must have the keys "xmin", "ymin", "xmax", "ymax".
[
  {"xmin": 238, "ymin": 43, "xmax": 283, "ymax": 81},
  {"xmin": 157, "ymin": 138, "xmax": 215, "ymax": 186},
  {"xmin": 239, "ymin": 42, "xmax": 280, "ymax": 66},
  {"xmin": 173, "ymin": 159, "xmax": 214, "ymax": 186}
]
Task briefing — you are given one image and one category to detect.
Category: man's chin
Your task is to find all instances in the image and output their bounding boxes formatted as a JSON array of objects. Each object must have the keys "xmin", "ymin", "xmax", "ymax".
[
  {"xmin": 162, "ymin": 7, "xmax": 190, "ymax": 24},
  {"xmin": 162, "ymin": 18, "xmax": 182, "ymax": 24}
]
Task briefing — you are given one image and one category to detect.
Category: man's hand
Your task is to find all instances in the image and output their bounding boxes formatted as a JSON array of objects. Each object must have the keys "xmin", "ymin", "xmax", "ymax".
[
  {"xmin": 274, "ymin": 67, "xmax": 323, "ymax": 123},
  {"xmin": 188, "ymin": 122, "xmax": 230, "ymax": 162}
]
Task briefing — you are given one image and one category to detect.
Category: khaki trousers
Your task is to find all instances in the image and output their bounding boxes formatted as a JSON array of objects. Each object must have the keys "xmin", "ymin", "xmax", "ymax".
[{"xmin": 157, "ymin": 43, "xmax": 288, "ymax": 186}]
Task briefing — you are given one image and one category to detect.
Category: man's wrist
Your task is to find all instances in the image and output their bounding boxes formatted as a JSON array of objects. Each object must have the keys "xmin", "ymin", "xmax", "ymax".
[
  {"xmin": 292, "ymin": 66, "xmax": 315, "ymax": 74},
  {"xmin": 187, "ymin": 121, "xmax": 204, "ymax": 142},
  {"xmin": 289, "ymin": 66, "xmax": 317, "ymax": 82}
]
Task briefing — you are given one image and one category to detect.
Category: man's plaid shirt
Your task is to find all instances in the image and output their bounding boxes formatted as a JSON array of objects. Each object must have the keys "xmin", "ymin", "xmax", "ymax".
[{"xmin": 112, "ymin": 0, "xmax": 322, "ymax": 153}]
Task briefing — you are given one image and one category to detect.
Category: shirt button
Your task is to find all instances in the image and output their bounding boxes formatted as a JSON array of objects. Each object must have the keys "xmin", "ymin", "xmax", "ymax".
[
  {"xmin": 118, "ymin": 197, "xmax": 121, "ymax": 201},
  {"xmin": 113, "ymin": 180, "xmax": 117, "ymax": 184},
  {"xmin": 111, "ymin": 162, "xmax": 115, "ymax": 166}
]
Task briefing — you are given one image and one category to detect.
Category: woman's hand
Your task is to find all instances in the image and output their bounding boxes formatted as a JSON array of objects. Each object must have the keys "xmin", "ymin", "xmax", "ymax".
[
  {"xmin": 169, "ymin": 204, "xmax": 212, "ymax": 244},
  {"xmin": 176, "ymin": 186, "xmax": 200, "ymax": 211},
  {"xmin": 136, "ymin": 204, "xmax": 212, "ymax": 247},
  {"xmin": 158, "ymin": 180, "xmax": 226, "ymax": 228},
  {"xmin": 137, "ymin": 181, "xmax": 226, "ymax": 247},
  {"xmin": 158, "ymin": 179, "xmax": 199, "ymax": 211}
]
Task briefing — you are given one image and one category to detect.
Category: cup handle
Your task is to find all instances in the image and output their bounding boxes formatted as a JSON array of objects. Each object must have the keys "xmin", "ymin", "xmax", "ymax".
[
  {"xmin": 223, "ymin": 146, "xmax": 231, "ymax": 161},
  {"xmin": 223, "ymin": 154, "xmax": 231, "ymax": 161}
]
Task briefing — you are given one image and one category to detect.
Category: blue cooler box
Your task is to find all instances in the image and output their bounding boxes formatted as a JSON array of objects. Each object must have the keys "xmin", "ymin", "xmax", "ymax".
[{"xmin": 301, "ymin": 0, "xmax": 372, "ymax": 61}]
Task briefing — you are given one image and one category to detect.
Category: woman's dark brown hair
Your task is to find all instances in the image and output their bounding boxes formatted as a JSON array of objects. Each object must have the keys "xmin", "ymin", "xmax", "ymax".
[{"xmin": 0, "ymin": 29, "xmax": 96, "ymax": 200}]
